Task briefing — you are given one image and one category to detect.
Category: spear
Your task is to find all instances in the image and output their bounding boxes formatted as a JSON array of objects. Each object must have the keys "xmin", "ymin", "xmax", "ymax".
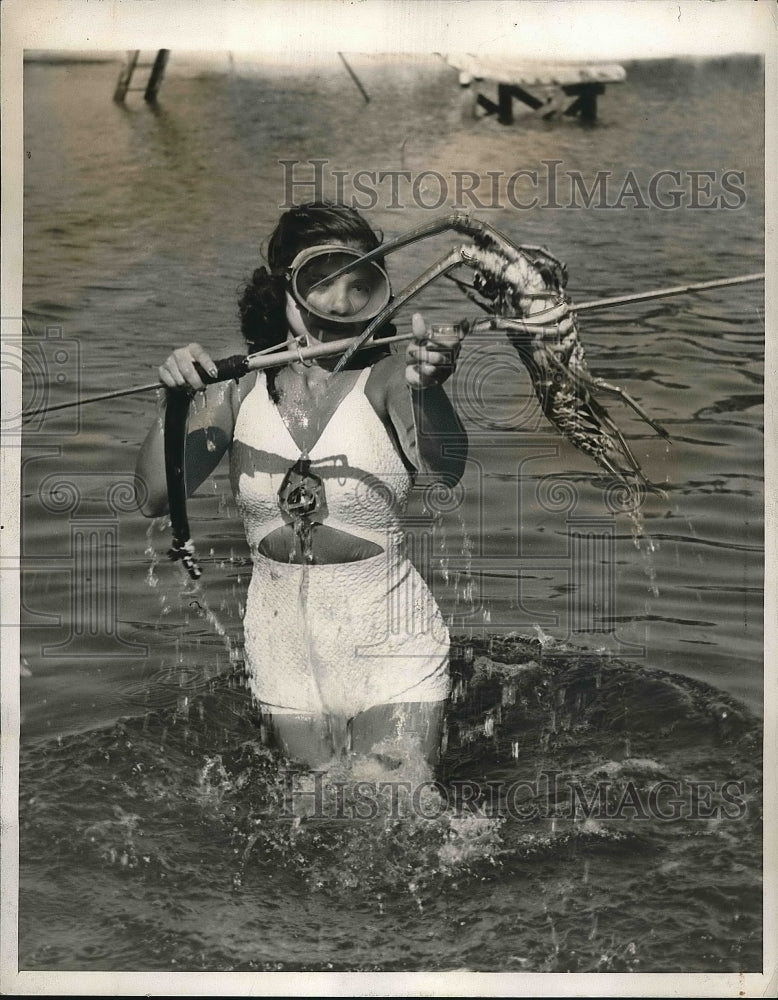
[
  {"xmin": 19, "ymin": 271, "xmax": 765, "ymax": 420},
  {"xmin": 20, "ymin": 331, "xmax": 412, "ymax": 419}
]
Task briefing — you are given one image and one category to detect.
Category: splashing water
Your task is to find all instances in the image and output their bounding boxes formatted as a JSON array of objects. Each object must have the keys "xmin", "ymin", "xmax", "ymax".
[
  {"xmin": 628, "ymin": 506, "xmax": 661, "ymax": 599},
  {"xmin": 144, "ymin": 521, "xmax": 162, "ymax": 589},
  {"xmin": 141, "ymin": 517, "xmax": 245, "ymax": 720},
  {"xmin": 19, "ymin": 632, "xmax": 761, "ymax": 971}
]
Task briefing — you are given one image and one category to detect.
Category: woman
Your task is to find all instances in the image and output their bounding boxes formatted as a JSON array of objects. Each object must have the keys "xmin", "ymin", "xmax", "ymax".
[{"xmin": 136, "ymin": 203, "xmax": 467, "ymax": 771}]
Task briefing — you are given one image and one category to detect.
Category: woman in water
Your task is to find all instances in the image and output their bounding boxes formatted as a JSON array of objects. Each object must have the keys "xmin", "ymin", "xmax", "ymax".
[{"xmin": 136, "ymin": 203, "xmax": 467, "ymax": 771}]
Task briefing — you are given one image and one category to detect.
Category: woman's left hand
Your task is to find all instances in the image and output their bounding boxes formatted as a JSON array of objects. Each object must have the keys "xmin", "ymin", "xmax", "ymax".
[{"xmin": 405, "ymin": 313, "xmax": 464, "ymax": 389}]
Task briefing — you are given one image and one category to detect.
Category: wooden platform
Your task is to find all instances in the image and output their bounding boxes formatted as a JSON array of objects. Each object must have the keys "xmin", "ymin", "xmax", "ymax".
[{"xmin": 444, "ymin": 54, "xmax": 626, "ymax": 123}]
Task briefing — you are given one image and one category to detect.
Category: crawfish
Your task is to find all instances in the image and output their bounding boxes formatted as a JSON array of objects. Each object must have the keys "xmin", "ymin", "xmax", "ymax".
[{"xmin": 332, "ymin": 212, "xmax": 668, "ymax": 490}]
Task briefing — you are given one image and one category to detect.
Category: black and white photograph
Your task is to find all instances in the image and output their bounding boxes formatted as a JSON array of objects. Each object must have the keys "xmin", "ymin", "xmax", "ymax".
[{"xmin": 1, "ymin": 1, "xmax": 774, "ymax": 995}]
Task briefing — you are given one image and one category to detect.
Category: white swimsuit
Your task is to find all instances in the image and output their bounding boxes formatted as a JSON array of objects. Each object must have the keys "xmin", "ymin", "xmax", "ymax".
[{"xmin": 230, "ymin": 369, "xmax": 450, "ymax": 718}]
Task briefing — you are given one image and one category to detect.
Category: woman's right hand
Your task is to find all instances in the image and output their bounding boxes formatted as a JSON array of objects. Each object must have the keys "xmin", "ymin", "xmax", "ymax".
[{"xmin": 158, "ymin": 343, "xmax": 219, "ymax": 391}]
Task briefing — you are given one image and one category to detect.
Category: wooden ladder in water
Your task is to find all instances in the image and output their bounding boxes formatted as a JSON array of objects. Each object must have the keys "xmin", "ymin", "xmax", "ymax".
[{"xmin": 113, "ymin": 50, "xmax": 170, "ymax": 103}]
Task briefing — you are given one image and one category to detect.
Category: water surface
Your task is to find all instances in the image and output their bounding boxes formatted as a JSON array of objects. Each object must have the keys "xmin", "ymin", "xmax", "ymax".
[{"xmin": 18, "ymin": 52, "xmax": 764, "ymax": 973}]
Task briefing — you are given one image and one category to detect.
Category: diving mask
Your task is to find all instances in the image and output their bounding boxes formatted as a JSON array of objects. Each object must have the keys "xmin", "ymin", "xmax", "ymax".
[{"xmin": 287, "ymin": 244, "xmax": 391, "ymax": 325}]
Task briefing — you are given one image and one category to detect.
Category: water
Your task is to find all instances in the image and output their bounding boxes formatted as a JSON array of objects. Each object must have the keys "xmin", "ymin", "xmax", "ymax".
[
  {"xmin": 19, "ymin": 642, "xmax": 762, "ymax": 972},
  {"xmin": 17, "ymin": 53, "xmax": 763, "ymax": 972}
]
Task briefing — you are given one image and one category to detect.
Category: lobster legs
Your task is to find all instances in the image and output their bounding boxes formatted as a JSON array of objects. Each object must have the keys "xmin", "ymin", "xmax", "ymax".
[
  {"xmin": 328, "ymin": 212, "xmax": 666, "ymax": 491},
  {"xmin": 542, "ymin": 349, "xmax": 669, "ymax": 441}
]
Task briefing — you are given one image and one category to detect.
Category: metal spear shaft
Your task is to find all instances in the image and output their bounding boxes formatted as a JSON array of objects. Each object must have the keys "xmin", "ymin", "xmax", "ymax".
[
  {"xmin": 574, "ymin": 271, "xmax": 764, "ymax": 312},
  {"xmin": 19, "ymin": 271, "xmax": 765, "ymax": 418},
  {"xmin": 20, "ymin": 331, "xmax": 413, "ymax": 417}
]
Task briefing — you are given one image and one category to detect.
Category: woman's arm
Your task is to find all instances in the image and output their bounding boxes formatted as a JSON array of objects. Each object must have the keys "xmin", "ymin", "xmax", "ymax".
[
  {"xmin": 381, "ymin": 314, "xmax": 468, "ymax": 486},
  {"xmin": 134, "ymin": 343, "xmax": 238, "ymax": 517}
]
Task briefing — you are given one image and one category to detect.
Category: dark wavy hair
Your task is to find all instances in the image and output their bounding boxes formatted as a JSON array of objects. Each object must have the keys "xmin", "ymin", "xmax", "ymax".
[{"xmin": 238, "ymin": 203, "xmax": 394, "ymax": 390}]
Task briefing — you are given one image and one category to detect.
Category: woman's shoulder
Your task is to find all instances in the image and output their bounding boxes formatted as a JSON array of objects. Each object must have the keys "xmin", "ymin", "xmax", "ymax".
[
  {"xmin": 365, "ymin": 352, "xmax": 405, "ymax": 406},
  {"xmin": 367, "ymin": 350, "xmax": 405, "ymax": 384}
]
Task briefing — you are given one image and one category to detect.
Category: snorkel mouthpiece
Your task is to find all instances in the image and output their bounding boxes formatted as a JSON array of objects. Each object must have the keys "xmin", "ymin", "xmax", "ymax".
[{"xmin": 288, "ymin": 244, "xmax": 391, "ymax": 325}]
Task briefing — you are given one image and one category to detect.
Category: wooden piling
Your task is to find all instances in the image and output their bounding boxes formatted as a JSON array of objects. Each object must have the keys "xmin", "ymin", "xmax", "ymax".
[
  {"xmin": 112, "ymin": 50, "xmax": 140, "ymax": 103},
  {"xmin": 337, "ymin": 52, "xmax": 370, "ymax": 104},
  {"xmin": 144, "ymin": 50, "xmax": 170, "ymax": 103},
  {"xmin": 578, "ymin": 84, "xmax": 601, "ymax": 123},
  {"xmin": 563, "ymin": 82, "xmax": 604, "ymax": 122},
  {"xmin": 497, "ymin": 84, "xmax": 513, "ymax": 125}
]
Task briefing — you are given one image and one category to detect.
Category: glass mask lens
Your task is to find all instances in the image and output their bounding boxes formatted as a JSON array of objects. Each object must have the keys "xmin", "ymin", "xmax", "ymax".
[{"xmin": 289, "ymin": 245, "xmax": 391, "ymax": 324}]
